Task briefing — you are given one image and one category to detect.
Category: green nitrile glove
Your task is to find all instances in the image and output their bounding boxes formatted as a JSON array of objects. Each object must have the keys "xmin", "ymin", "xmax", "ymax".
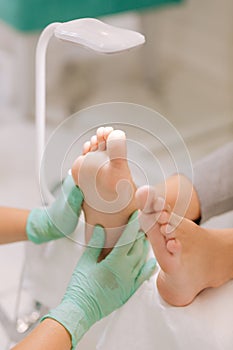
[
  {"xmin": 42, "ymin": 211, "xmax": 156, "ymax": 349},
  {"xmin": 26, "ymin": 174, "xmax": 84, "ymax": 244}
]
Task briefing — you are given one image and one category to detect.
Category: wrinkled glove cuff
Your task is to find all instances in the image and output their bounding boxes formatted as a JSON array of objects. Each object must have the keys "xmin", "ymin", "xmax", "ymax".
[
  {"xmin": 26, "ymin": 208, "xmax": 50, "ymax": 244},
  {"xmin": 41, "ymin": 301, "xmax": 90, "ymax": 349}
]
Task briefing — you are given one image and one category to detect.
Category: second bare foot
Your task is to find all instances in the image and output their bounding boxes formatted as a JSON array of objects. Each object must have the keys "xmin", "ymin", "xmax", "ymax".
[{"xmin": 136, "ymin": 186, "xmax": 233, "ymax": 306}]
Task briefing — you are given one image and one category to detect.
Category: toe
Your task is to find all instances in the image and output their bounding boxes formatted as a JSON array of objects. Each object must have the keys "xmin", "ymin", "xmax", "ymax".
[
  {"xmin": 166, "ymin": 238, "xmax": 181, "ymax": 255},
  {"xmin": 107, "ymin": 129, "xmax": 127, "ymax": 162},
  {"xmin": 169, "ymin": 211, "xmax": 183, "ymax": 228},
  {"xmin": 139, "ymin": 211, "xmax": 169, "ymax": 262},
  {"xmin": 82, "ymin": 141, "xmax": 91, "ymax": 155},
  {"xmin": 160, "ymin": 223, "xmax": 175, "ymax": 238},
  {"xmin": 90, "ymin": 135, "xmax": 98, "ymax": 151},
  {"xmin": 139, "ymin": 210, "xmax": 158, "ymax": 233},
  {"xmin": 103, "ymin": 126, "xmax": 113, "ymax": 140},
  {"xmin": 97, "ymin": 127, "xmax": 106, "ymax": 151},
  {"xmin": 135, "ymin": 186, "xmax": 157, "ymax": 213},
  {"xmin": 157, "ymin": 211, "xmax": 170, "ymax": 225},
  {"xmin": 153, "ymin": 197, "xmax": 170, "ymax": 212}
]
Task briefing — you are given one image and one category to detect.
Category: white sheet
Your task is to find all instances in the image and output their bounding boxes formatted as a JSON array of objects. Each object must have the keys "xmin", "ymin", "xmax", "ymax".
[
  {"xmin": 94, "ymin": 270, "xmax": 233, "ymax": 350},
  {"xmin": 76, "ymin": 253, "xmax": 233, "ymax": 350}
]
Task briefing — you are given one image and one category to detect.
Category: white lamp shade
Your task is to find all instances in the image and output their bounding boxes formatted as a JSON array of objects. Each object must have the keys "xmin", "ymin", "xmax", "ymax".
[{"xmin": 54, "ymin": 18, "xmax": 145, "ymax": 53}]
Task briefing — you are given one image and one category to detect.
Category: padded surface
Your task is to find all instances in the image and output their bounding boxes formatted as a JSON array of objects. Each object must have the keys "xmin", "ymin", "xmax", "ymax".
[
  {"xmin": 0, "ymin": 0, "xmax": 182, "ymax": 32},
  {"xmin": 95, "ymin": 273, "xmax": 233, "ymax": 350}
]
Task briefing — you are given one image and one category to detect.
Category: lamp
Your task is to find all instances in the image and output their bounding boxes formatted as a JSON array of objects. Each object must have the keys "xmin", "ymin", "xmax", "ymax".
[{"xmin": 36, "ymin": 18, "xmax": 145, "ymax": 172}]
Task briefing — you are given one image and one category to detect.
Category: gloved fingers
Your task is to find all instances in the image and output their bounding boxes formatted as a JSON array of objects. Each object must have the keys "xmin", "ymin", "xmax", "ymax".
[
  {"xmin": 62, "ymin": 173, "xmax": 76, "ymax": 194},
  {"xmin": 62, "ymin": 174, "xmax": 84, "ymax": 215},
  {"xmin": 67, "ymin": 185, "xmax": 84, "ymax": 217},
  {"xmin": 127, "ymin": 235, "xmax": 148, "ymax": 266},
  {"xmin": 79, "ymin": 226, "xmax": 105, "ymax": 267},
  {"xmin": 131, "ymin": 238, "xmax": 149, "ymax": 277},
  {"xmin": 111, "ymin": 211, "xmax": 140, "ymax": 256},
  {"xmin": 62, "ymin": 173, "xmax": 83, "ymax": 203},
  {"xmin": 134, "ymin": 258, "xmax": 157, "ymax": 290}
]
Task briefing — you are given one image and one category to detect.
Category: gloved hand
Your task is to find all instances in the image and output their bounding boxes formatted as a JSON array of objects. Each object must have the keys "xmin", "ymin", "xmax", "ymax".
[
  {"xmin": 26, "ymin": 174, "xmax": 83, "ymax": 244},
  {"xmin": 42, "ymin": 211, "xmax": 157, "ymax": 349}
]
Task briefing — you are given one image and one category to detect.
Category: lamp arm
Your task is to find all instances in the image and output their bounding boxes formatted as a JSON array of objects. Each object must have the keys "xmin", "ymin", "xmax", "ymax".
[{"xmin": 35, "ymin": 22, "xmax": 61, "ymax": 176}]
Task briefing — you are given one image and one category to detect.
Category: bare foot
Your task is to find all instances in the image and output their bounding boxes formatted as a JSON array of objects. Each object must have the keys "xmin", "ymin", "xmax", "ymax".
[
  {"xmin": 136, "ymin": 186, "xmax": 233, "ymax": 306},
  {"xmin": 72, "ymin": 127, "xmax": 136, "ymax": 259}
]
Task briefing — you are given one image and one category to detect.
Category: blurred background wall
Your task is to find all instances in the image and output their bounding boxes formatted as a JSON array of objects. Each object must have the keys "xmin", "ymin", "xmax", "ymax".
[{"xmin": 0, "ymin": 0, "xmax": 232, "ymax": 158}]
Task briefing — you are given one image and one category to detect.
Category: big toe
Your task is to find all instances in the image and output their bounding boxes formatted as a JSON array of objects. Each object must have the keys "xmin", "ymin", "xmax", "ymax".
[
  {"xmin": 135, "ymin": 186, "xmax": 157, "ymax": 213},
  {"xmin": 107, "ymin": 130, "xmax": 127, "ymax": 162}
]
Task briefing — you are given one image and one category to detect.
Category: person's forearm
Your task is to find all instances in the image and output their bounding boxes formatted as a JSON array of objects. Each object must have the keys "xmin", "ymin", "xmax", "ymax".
[
  {"xmin": 11, "ymin": 319, "xmax": 72, "ymax": 350},
  {"xmin": 154, "ymin": 174, "xmax": 201, "ymax": 221},
  {"xmin": 0, "ymin": 207, "xmax": 29, "ymax": 244}
]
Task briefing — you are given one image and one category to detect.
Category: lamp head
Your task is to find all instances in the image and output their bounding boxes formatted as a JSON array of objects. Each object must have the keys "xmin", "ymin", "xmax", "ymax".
[{"xmin": 54, "ymin": 18, "xmax": 145, "ymax": 53}]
